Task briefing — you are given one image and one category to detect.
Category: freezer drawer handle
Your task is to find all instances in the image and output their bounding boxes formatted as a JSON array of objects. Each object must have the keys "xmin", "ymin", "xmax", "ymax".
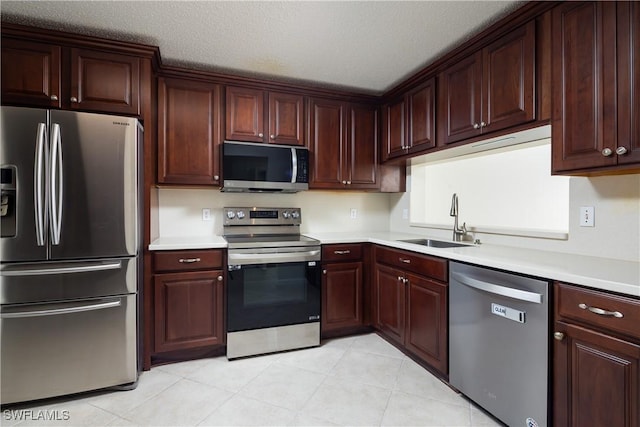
[
  {"xmin": 578, "ymin": 303, "xmax": 623, "ymax": 318},
  {"xmin": 1, "ymin": 261, "xmax": 122, "ymax": 276},
  {"xmin": 1, "ymin": 299, "xmax": 121, "ymax": 318},
  {"xmin": 452, "ymin": 273, "xmax": 543, "ymax": 304}
]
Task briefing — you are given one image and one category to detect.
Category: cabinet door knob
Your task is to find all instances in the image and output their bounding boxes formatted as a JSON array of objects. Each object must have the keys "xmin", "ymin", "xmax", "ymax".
[
  {"xmin": 553, "ymin": 332, "xmax": 564, "ymax": 341},
  {"xmin": 480, "ymin": 121, "xmax": 487, "ymax": 128},
  {"xmin": 346, "ymin": 181, "xmax": 351, "ymax": 185},
  {"xmin": 615, "ymin": 146, "xmax": 628, "ymax": 156},
  {"xmin": 217, "ymin": 275, "xmax": 223, "ymax": 282},
  {"xmin": 50, "ymin": 95, "xmax": 59, "ymax": 101},
  {"xmin": 473, "ymin": 123, "xmax": 480, "ymax": 129},
  {"xmin": 270, "ymin": 134, "xmax": 275, "ymax": 139},
  {"xmin": 214, "ymin": 175, "xmax": 219, "ymax": 180},
  {"xmin": 258, "ymin": 133, "xmax": 264, "ymax": 138},
  {"xmin": 342, "ymin": 180, "xmax": 347, "ymax": 185},
  {"xmin": 323, "ymin": 269, "xmax": 327, "ymax": 274},
  {"xmin": 602, "ymin": 148, "xmax": 613, "ymax": 157},
  {"xmin": 70, "ymin": 96, "xmax": 78, "ymax": 103}
]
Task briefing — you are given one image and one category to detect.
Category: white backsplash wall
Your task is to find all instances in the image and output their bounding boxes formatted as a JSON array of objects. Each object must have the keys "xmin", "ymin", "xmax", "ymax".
[
  {"xmin": 157, "ymin": 188, "xmax": 391, "ymax": 236},
  {"xmin": 390, "ymin": 172, "xmax": 640, "ymax": 262}
]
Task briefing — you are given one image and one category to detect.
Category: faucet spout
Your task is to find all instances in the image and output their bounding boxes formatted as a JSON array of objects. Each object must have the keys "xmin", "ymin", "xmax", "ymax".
[{"xmin": 450, "ymin": 193, "xmax": 467, "ymax": 242}]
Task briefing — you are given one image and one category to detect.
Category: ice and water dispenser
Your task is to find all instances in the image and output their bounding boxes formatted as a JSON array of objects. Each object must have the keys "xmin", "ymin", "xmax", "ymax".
[{"xmin": 1, "ymin": 166, "xmax": 17, "ymax": 238}]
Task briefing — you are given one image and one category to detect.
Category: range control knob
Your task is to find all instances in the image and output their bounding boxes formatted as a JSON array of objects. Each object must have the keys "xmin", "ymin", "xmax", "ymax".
[
  {"xmin": 226, "ymin": 210, "xmax": 236, "ymax": 220},
  {"xmin": 236, "ymin": 210, "xmax": 246, "ymax": 219},
  {"xmin": 282, "ymin": 211, "xmax": 291, "ymax": 219},
  {"xmin": 291, "ymin": 211, "xmax": 300, "ymax": 219}
]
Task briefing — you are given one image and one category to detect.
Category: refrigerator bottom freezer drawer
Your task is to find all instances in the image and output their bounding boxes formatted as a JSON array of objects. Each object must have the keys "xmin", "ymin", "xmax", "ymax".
[{"xmin": 0, "ymin": 294, "xmax": 137, "ymax": 405}]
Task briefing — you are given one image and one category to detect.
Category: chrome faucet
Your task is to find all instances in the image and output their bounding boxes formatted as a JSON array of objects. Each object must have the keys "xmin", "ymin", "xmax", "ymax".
[{"xmin": 450, "ymin": 193, "xmax": 467, "ymax": 242}]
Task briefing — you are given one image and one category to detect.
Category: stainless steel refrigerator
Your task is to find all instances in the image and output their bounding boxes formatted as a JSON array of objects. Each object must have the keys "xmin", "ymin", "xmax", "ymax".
[{"xmin": 0, "ymin": 106, "xmax": 142, "ymax": 404}]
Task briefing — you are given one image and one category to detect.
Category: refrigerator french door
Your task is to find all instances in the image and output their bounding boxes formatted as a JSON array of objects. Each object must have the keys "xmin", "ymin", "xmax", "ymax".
[{"xmin": 0, "ymin": 106, "xmax": 141, "ymax": 404}]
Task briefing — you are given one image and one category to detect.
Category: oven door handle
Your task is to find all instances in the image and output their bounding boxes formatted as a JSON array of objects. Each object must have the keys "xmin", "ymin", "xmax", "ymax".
[{"xmin": 228, "ymin": 249, "xmax": 320, "ymax": 265}]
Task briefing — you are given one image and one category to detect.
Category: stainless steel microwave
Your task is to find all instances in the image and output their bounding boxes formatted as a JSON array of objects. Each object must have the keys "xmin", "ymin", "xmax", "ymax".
[{"xmin": 221, "ymin": 141, "xmax": 309, "ymax": 192}]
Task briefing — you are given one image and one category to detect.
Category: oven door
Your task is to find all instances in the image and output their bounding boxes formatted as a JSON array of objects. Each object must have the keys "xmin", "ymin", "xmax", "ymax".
[{"xmin": 227, "ymin": 260, "xmax": 321, "ymax": 332}]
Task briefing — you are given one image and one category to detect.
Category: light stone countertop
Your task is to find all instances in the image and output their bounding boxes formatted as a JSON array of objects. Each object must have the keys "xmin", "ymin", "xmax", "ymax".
[{"xmin": 149, "ymin": 231, "xmax": 640, "ymax": 298}]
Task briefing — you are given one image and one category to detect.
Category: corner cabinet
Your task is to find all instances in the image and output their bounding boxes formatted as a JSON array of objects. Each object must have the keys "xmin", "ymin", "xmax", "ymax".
[
  {"xmin": 308, "ymin": 98, "xmax": 378, "ymax": 190},
  {"xmin": 1, "ymin": 38, "xmax": 140, "ymax": 115},
  {"xmin": 438, "ymin": 21, "xmax": 536, "ymax": 145},
  {"xmin": 373, "ymin": 245, "xmax": 448, "ymax": 377},
  {"xmin": 225, "ymin": 86, "xmax": 304, "ymax": 146},
  {"xmin": 553, "ymin": 282, "xmax": 640, "ymax": 427},
  {"xmin": 157, "ymin": 77, "xmax": 222, "ymax": 185},
  {"xmin": 152, "ymin": 250, "xmax": 225, "ymax": 354},
  {"xmin": 551, "ymin": 1, "xmax": 640, "ymax": 174}
]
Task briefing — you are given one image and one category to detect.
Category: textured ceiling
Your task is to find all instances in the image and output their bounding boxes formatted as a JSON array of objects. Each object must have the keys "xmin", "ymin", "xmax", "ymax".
[{"xmin": 1, "ymin": 1, "xmax": 522, "ymax": 95}]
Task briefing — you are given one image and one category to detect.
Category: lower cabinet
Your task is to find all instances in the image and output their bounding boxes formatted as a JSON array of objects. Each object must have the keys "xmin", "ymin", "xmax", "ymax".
[
  {"xmin": 152, "ymin": 249, "xmax": 225, "ymax": 356},
  {"xmin": 373, "ymin": 245, "xmax": 448, "ymax": 376},
  {"xmin": 321, "ymin": 244, "xmax": 366, "ymax": 336},
  {"xmin": 553, "ymin": 282, "xmax": 640, "ymax": 427}
]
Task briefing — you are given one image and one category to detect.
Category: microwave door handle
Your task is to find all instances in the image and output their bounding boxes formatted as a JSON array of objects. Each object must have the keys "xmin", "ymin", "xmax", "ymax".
[
  {"xmin": 34, "ymin": 122, "xmax": 47, "ymax": 246},
  {"xmin": 291, "ymin": 148, "xmax": 297, "ymax": 183}
]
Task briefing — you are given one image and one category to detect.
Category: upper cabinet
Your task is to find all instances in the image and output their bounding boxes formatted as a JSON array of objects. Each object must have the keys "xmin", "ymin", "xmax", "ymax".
[
  {"xmin": 1, "ymin": 38, "xmax": 140, "ymax": 115},
  {"xmin": 157, "ymin": 77, "xmax": 222, "ymax": 185},
  {"xmin": 225, "ymin": 86, "xmax": 304, "ymax": 146},
  {"xmin": 551, "ymin": 1, "xmax": 640, "ymax": 174},
  {"xmin": 382, "ymin": 78, "xmax": 436, "ymax": 162},
  {"xmin": 438, "ymin": 21, "xmax": 535, "ymax": 145},
  {"xmin": 308, "ymin": 98, "xmax": 378, "ymax": 190}
]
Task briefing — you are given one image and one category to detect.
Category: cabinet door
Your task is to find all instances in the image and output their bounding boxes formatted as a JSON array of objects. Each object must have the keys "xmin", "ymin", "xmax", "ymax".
[
  {"xmin": 308, "ymin": 98, "xmax": 345, "ymax": 188},
  {"xmin": 405, "ymin": 273, "xmax": 448, "ymax": 375},
  {"xmin": 483, "ymin": 21, "xmax": 535, "ymax": 133},
  {"xmin": 381, "ymin": 97, "xmax": 406, "ymax": 161},
  {"xmin": 154, "ymin": 271, "xmax": 225, "ymax": 353},
  {"xmin": 616, "ymin": 1, "xmax": 640, "ymax": 165},
  {"xmin": 552, "ymin": 2, "xmax": 618, "ymax": 172},
  {"xmin": 374, "ymin": 263, "xmax": 405, "ymax": 345},
  {"xmin": 1, "ymin": 39, "xmax": 61, "ymax": 108},
  {"xmin": 70, "ymin": 49, "xmax": 140, "ymax": 115},
  {"xmin": 439, "ymin": 52, "xmax": 482, "ymax": 145},
  {"xmin": 347, "ymin": 104, "xmax": 378, "ymax": 189},
  {"xmin": 321, "ymin": 262, "xmax": 363, "ymax": 333},
  {"xmin": 157, "ymin": 78, "xmax": 221, "ymax": 185},
  {"xmin": 407, "ymin": 79, "xmax": 436, "ymax": 154},
  {"xmin": 268, "ymin": 91, "xmax": 304, "ymax": 146},
  {"xmin": 554, "ymin": 321, "xmax": 640, "ymax": 427},
  {"xmin": 225, "ymin": 86, "xmax": 264, "ymax": 142}
]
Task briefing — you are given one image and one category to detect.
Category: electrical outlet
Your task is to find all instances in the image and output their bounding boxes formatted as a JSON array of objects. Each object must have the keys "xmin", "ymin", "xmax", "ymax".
[
  {"xmin": 579, "ymin": 206, "xmax": 594, "ymax": 227},
  {"xmin": 202, "ymin": 208, "xmax": 211, "ymax": 221},
  {"xmin": 350, "ymin": 208, "xmax": 357, "ymax": 219}
]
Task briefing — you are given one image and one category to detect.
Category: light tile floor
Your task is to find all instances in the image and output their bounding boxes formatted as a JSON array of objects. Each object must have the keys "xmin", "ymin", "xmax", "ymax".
[{"xmin": 2, "ymin": 333, "xmax": 504, "ymax": 427}]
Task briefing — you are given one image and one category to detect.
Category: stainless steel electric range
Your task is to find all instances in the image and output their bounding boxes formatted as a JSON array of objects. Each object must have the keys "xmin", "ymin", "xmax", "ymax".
[{"xmin": 223, "ymin": 207, "xmax": 321, "ymax": 359}]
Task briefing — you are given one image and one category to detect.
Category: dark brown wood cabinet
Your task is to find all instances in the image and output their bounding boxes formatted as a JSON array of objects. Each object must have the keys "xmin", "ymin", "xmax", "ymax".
[
  {"xmin": 157, "ymin": 77, "xmax": 222, "ymax": 185},
  {"xmin": 152, "ymin": 249, "xmax": 225, "ymax": 355},
  {"xmin": 439, "ymin": 21, "xmax": 535, "ymax": 145},
  {"xmin": 225, "ymin": 86, "xmax": 304, "ymax": 145},
  {"xmin": 321, "ymin": 244, "xmax": 365, "ymax": 336},
  {"xmin": 553, "ymin": 282, "xmax": 640, "ymax": 427},
  {"xmin": 1, "ymin": 38, "xmax": 140, "ymax": 115},
  {"xmin": 373, "ymin": 245, "xmax": 448, "ymax": 376},
  {"xmin": 308, "ymin": 98, "xmax": 378, "ymax": 190},
  {"xmin": 552, "ymin": 1, "xmax": 640, "ymax": 174},
  {"xmin": 382, "ymin": 79, "xmax": 436, "ymax": 162}
]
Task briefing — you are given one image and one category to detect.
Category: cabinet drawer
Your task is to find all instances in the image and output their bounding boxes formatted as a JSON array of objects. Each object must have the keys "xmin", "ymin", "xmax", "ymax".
[
  {"xmin": 375, "ymin": 245, "xmax": 447, "ymax": 282},
  {"xmin": 556, "ymin": 283, "xmax": 640, "ymax": 340},
  {"xmin": 153, "ymin": 250, "xmax": 223, "ymax": 272},
  {"xmin": 322, "ymin": 244, "xmax": 363, "ymax": 262}
]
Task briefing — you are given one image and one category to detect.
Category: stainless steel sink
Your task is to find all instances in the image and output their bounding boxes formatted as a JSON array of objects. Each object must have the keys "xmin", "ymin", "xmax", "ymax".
[{"xmin": 399, "ymin": 238, "xmax": 472, "ymax": 248}]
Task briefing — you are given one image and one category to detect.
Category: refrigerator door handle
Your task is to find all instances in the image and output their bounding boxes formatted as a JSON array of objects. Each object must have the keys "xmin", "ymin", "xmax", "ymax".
[
  {"xmin": 0, "ymin": 260, "xmax": 122, "ymax": 276},
  {"xmin": 49, "ymin": 123, "xmax": 63, "ymax": 245},
  {"xmin": 34, "ymin": 122, "xmax": 48, "ymax": 246},
  {"xmin": 1, "ymin": 299, "xmax": 121, "ymax": 319}
]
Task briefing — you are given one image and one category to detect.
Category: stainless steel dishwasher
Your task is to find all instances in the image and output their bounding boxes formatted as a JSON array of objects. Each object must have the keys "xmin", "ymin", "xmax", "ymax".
[{"xmin": 449, "ymin": 262, "xmax": 550, "ymax": 427}]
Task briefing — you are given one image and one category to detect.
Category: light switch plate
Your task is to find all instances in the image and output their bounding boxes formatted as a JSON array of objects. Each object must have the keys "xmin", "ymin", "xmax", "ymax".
[
  {"xmin": 579, "ymin": 206, "xmax": 594, "ymax": 227},
  {"xmin": 202, "ymin": 208, "xmax": 211, "ymax": 221},
  {"xmin": 350, "ymin": 208, "xmax": 357, "ymax": 219}
]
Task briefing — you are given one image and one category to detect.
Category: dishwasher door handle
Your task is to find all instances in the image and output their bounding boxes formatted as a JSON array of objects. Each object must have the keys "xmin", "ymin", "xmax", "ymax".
[{"xmin": 452, "ymin": 273, "xmax": 543, "ymax": 304}]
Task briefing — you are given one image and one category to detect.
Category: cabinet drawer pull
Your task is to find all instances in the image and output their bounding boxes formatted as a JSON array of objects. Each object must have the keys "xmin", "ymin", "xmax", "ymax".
[
  {"xmin": 578, "ymin": 303, "xmax": 623, "ymax": 318},
  {"xmin": 399, "ymin": 258, "xmax": 411, "ymax": 264},
  {"xmin": 334, "ymin": 250, "xmax": 351, "ymax": 255},
  {"xmin": 178, "ymin": 257, "xmax": 201, "ymax": 264}
]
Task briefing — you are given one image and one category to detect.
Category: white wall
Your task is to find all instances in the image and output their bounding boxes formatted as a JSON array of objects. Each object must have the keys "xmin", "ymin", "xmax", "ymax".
[
  {"xmin": 157, "ymin": 188, "xmax": 391, "ymax": 236},
  {"xmin": 390, "ymin": 172, "xmax": 640, "ymax": 262}
]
